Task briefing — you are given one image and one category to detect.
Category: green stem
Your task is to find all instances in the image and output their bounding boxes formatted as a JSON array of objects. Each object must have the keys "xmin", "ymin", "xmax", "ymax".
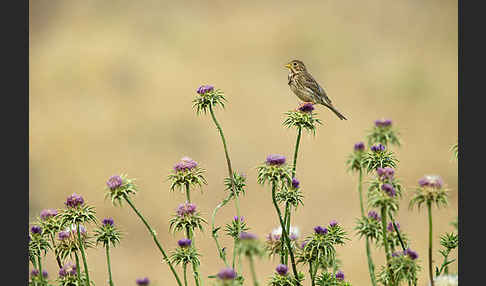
[
  {"xmin": 30, "ymin": 256, "xmax": 38, "ymax": 269},
  {"xmin": 388, "ymin": 211, "xmax": 407, "ymax": 252},
  {"xmin": 211, "ymin": 194, "xmax": 232, "ymax": 266},
  {"xmin": 124, "ymin": 196, "xmax": 183, "ymax": 286},
  {"xmin": 74, "ymin": 251, "xmax": 82, "ymax": 285},
  {"xmin": 77, "ymin": 224, "xmax": 91, "ymax": 285},
  {"xmin": 37, "ymin": 255, "xmax": 44, "ymax": 283},
  {"xmin": 248, "ymin": 255, "xmax": 260, "ymax": 286},
  {"xmin": 380, "ymin": 206, "xmax": 393, "ymax": 285},
  {"xmin": 105, "ymin": 244, "xmax": 115, "ymax": 286},
  {"xmin": 358, "ymin": 169, "xmax": 377, "ymax": 286},
  {"xmin": 292, "ymin": 127, "xmax": 302, "ymax": 178},
  {"xmin": 309, "ymin": 262, "xmax": 315, "ymax": 286},
  {"xmin": 183, "ymin": 264, "xmax": 188, "ymax": 286},
  {"xmin": 428, "ymin": 202, "xmax": 435, "ymax": 286},
  {"xmin": 271, "ymin": 183, "xmax": 300, "ymax": 284},
  {"xmin": 50, "ymin": 233, "xmax": 63, "ymax": 269}
]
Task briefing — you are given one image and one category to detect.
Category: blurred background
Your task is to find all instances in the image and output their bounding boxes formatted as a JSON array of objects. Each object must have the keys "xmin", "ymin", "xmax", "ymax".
[{"xmin": 29, "ymin": 0, "xmax": 457, "ymax": 285}]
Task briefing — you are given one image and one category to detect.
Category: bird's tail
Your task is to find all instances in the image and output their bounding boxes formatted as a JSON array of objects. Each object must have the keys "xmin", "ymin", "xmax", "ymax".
[{"xmin": 323, "ymin": 103, "xmax": 347, "ymax": 120}]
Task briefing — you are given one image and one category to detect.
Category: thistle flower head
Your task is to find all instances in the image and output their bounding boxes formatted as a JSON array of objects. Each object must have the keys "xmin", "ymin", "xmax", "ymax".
[
  {"xmin": 31, "ymin": 269, "xmax": 39, "ymax": 278},
  {"xmin": 404, "ymin": 248, "xmax": 418, "ymax": 260},
  {"xmin": 174, "ymin": 156, "xmax": 198, "ymax": 172},
  {"xmin": 354, "ymin": 142, "xmax": 365, "ymax": 151},
  {"xmin": 266, "ymin": 154, "xmax": 286, "ymax": 166},
  {"xmin": 106, "ymin": 175, "xmax": 123, "ymax": 190},
  {"xmin": 58, "ymin": 230, "xmax": 71, "ymax": 241},
  {"xmin": 418, "ymin": 175, "xmax": 444, "ymax": 189},
  {"xmin": 375, "ymin": 119, "xmax": 392, "ymax": 127},
  {"xmin": 388, "ymin": 222, "xmax": 400, "ymax": 232},
  {"xmin": 371, "ymin": 143, "xmax": 386, "ymax": 152},
  {"xmin": 368, "ymin": 211, "xmax": 381, "ymax": 221},
  {"xmin": 102, "ymin": 217, "xmax": 115, "ymax": 226},
  {"xmin": 196, "ymin": 85, "xmax": 214, "ymax": 95},
  {"xmin": 234, "ymin": 216, "xmax": 244, "ymax": 222},
  {"xmin": 40, "ymin": 209, "xmax": 58, "ymax": 220},
  {"xmin": 298, "ymin": 103, "xmax": 315, "ymax": 113},
  {"xmin": 59, "ymin": 262, "xmax": 77, "ymax": 277},
  {"xmin": 335, "ymin": 270, "xmax": 345, "ymax": 281},
  {"xmin": 177, "ymin": 202, "xmax": 197, "ymax": 217},
  {"xmin": 431, "ymin": 274, "xmax": 458, "ymax": 286},
  {"xmin": 275, "ymin": 264, "xmax": 288, "ymax": 276},
  {"xmin": 136, "ymin": 277, "xmax": 150, "ymax": 285},
  {"xmin": 31, "ymin": 225, "xmax": 42, "ymax": 235},
  {"xmin": 271, "ymin": 226, "xmax": 299, "ymax": 241},
  {"xmin": 65, "ymin": 193, "xmax": 84, "ymax": 208},
  {"xmin": 329, "ymin": 220, "xmax": 338, "ymax": 227},
  {"xmin": 377, "ymin": 167, "xmax": 395, "ymax": 180},
  {"xmin": 314, "ymin": 226, "xmax": 328, "ymax": 235},
  {"xmin": 217, "ymin": 268, "xmax": 237, "ymax": 280},
  {"xmin": 178, "ymin": 238, "xmax": 192, "ymax": 248},
  {"xmin": 291, "ymin": 177, "xmax": 300, "ymax": 189},
  {"xmin": 381, "ymin": 183, "xmax": 396, "ymax": 197}
]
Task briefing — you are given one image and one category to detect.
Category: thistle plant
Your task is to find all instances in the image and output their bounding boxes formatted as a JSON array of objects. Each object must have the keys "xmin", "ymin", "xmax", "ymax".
[
  {"xmin": 362, "ymin": 144, "xmax": 398, "ymax": 173},
  {"xmin": 94, "ymin": 217, "xmax": 122, "ymax": 286},
  {"xmin": 29, "ymin": 225, "xmax": 51, "ymax": 285},
  {"xmin": 269, "ymin": 264, "xmax": 305, "ymax": 286},
  {"xmin": 237, "ymin": 232, "xmax": 265, "ymax": 286},
  {"xmin": 265, "ymin": 226, "xmax": 300, "ymax": 259},
  {"xmin": 105, "ymin": 174, "xmax": 183, "ymax": 286},
  {"xmin": 170, "ymin": 239, "xmax": 201, "ymax": 286},
  {"xmin": 168, "ymin": 157, "xmax": 207, "ymax": 200},
  {"xmin": 56, "ymin": 261, "xmax": 87, "ymax": 286},
  {"xmin": 435, "ymin": 233, "xmax": 458, "ymax": 276},
  {"xmin": 38, "ymin": 208, "xmax": 63, "ymax": 268},
  {"xmin": 315, "ymin": 270, "xmax": 352, "ymax": 286},
  {"xmin": 367, "ymin": 119, "xmax": 400, "ymax": 147},
  {"xmin": 409, "ymin": 175, "xmax": 448, "ymax": 286},
  {"xmin": 377, "ymin": 248, "xmax": 420, "ymax": 286}
]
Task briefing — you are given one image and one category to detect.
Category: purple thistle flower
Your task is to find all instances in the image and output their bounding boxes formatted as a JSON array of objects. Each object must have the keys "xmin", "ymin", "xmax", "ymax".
[
  {"xmin": 329, "ymin": 220, "xmax": 338, "ymax": 227},
  {"xmin": 177, "ymin": 202, "xmax": 197, "ymax": 217},
  {"xmin": 335, "ymin": 270, "xmax": 345, "ymax": 281},
  {"xmin": 65, "ymin": 193, "xmax": 84, "ymax": 208},
  {"xmin": 234, "ymin": 216, "xmax": 244, "ymax": 222},
  {"xmin": 354, "ymin": 142, "xmax": 365, "ymax": 152},
  {"xmin": 106, "ymin": 175, "xmax": 123, "ymax": 190},
  {"xmin": 40, "ymin": 209, "xmax": 58, "ymax": 220},
  {"xmin": 298, "ymin": 102, "xmax": 315, "ymax": 113},
  {"xmin": 217, "ymin": 268, "xmax": 237, "ymax": 280},
  {"xmin": 381, "ymin": 183, "xmax": 396, "ymax": 197},
  {"xmin": 173, "ymin": 156, "xmax": 198, "ymax": 172},
  {"xmin": 31, "ymin": 269, "xmax": 39, "ymax": 277},
  {"xmin": 276, "ymin": 264, "xmax": 288, "ymax": 276},
  {"xmin": 196, "ymin": 85, "xmax": 214, "ymax": 95},
  {"xmin": 291, "ymin": 177, "xmax": 300, "ymax": 189},
  {"xmin": 239, "ymin": 232, "xmax": 257, "ymax": 240},
  {"xmin": 42, "ymin": 270, "xmax": 48, "ymax": 278},
  {"xmin": 266, "ymin": 154, "xmax": 286, "ymax": 166},
  {"xmin": 314, "ymin": 226, "xmax": 328, "ymax": 235},
  {"xmin": 377, "ymin": 167, "xmax": 394, "ymax": 180},
  {"xmin": 368, "ymin": 211, "xmax": 381, "ymax": 221},
  {"xmin": 370, "ymin": 144, "xmax": 386, "ymax": 152},
  {"xmin": 392, "ymin": 251, "xmax": 400, "ymax": 257},
  {"xmin": 375, "ymin": 119, "xmax": 392, "ymax": 127},
  {"xmin": 178, "ymin": 238, "xmax": 192, "ymax": 248},
  {"xmin": 136, "ymin": 277, "xmax": 150, "ymax": 285},
  {"xmin": 405, "ymin": 248, "xmax": 419, "ymax": 260},
  {"xmin": 59, "ymin": 262, "xmax": 77, "ymax": 277},
  {"xmin": 31, "ymin": 225, "xmax": 42, "ymax": 235},
  {"xmin": 58, "ymin": 231, "xmax": 71, "ymax": 241},
  {"xmin": 418, "ymin": 175, "xmax": 444, "ymax": 189},
  {"xmin": 102, "ymin": 218, "xmax": 114, "ymax": 226},
  {"xmin": 300, "ymin": 240, "xmax": 308, "ymax": 249},
  {"xmin": 289, "ymin": 233, "xmax": 298, "ymax": 240},
  {"xmin": 387, "ymin": 222, "xmax": 400, "ymax": 232}
]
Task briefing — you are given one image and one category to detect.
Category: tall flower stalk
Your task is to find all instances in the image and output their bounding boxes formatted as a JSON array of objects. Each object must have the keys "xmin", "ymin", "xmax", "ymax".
[
  {"xmin": 105, "ymin": 175, "xmax": 183, "ymax": 286},
  {"xmin": 95, "ymin": 217, "xmax": 121, "ymax": 286}
]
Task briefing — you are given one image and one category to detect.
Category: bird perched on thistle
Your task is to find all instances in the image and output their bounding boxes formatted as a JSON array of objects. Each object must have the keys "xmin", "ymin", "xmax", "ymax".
[{"xmin": 285, "ymin": 59, "xmax": 347, "ymax": 120}]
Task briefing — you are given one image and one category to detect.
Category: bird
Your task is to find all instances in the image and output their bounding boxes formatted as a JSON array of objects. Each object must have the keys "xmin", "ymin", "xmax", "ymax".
[{"xmin": 285, "ymin": 59, "xmax": 347, "ymax": 120}]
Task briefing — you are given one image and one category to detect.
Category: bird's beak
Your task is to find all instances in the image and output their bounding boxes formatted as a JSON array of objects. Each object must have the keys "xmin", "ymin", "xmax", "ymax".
[{"xmin": 284, "ymin": 63, "xmax": 291, "ymax": 69}]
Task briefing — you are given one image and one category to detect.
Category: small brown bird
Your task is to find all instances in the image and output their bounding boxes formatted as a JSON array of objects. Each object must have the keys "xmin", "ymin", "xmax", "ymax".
[{"xmin": 285, "ymin": 59, "xmax": 347, "ymax": 120}]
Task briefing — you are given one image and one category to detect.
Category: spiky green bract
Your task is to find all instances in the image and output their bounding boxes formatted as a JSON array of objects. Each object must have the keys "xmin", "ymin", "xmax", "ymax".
[
  {"xmin": 94, "ymin": 223, "xmax": 122, "ymax": 248},
  {"xmin": 29, "ymin": 272, "xmax": 50, "ymax": 286},
  {"xmin": 276, "ymin": 185, "xmax": 304, "ymax": 208},
  {"xmin": 224, "ymin": 172, "xmax": 246, "ymax": 197},
  {"xmin": 377, "ymin": 254, "xmax": 420, "ymax": 286},
  {"xmin": 105, "ymin": 174, "xmax": 138, "ymax": 206},
  {"xmin": 283, "ymin": 109, "xmax": 322, "ymax": 135},
  {"xmin": 169, "ymin": 210, "xmax": 207, "ymax": 234},
  {"xmin": 38, "ymin": 211, "xmax": 63, "ymax": 237},
  {"xmin": 435, "ymin": 232, "xmax": 458, "ymax": 276},
  {"xmin": 256, "ymin": 163, "xmax": 292, "ymax": 189},
  {"xmin": 56, "ymin": 226, "xmax": 95, "ymax": 261},
  {"xmin": 346, "ymin": 150, "xmax": 365, "ymax": 173},
  {"xmin": 380, "ymin": 229, "xmax": 409, "ymax": 252},
  {"xmin": 269, "ymin": 272, "xmax": 305, "ymax": 286},
  {"xmin": 170, "ymin": 246, "xmax": 201, "ymax": 267},
  {"xmin": 56, "ymin": 270, "xmax": 88, "ymax": 286},
  {"xmin": 367, "ymin": 124, "xmax": 400, "ymax": 147},
  {"xmin": 355, "ymin": 216, "xmax": 382, "ymax": 242},
  {"xmin": 168, "ymin": 166, "xmax": 207, "ymax": 193},
  {"xmin": 362, "ymin": 150, "xmax": 398, "ymax": 174},
  {"xmin": 297, "ymin": 226, "xmax": 347, "ymax": 268},
  {"xmin": 237, "ymin": 237, "xmax": 265, "ymax": 258},
  {"xmin": 193, "ymin": 88, "xmax": 226, "ymax": 115},
  {"xmin": 367, "ymin": 183, "xmax": 399, "ymax": 213},
  {"xmin": 315, "ymin": 272, "xmax": 352, "ymax": 286},
  {"xmin": 409, "ymin": 184, "xmax": 448, "ymax": 210},
  {"xmin": 59, "ymin": 204, "xmax": 97, "ymax": 227},
  {"xmin": 265, "ymin": 234, "xmax": 299, "ymax": 259},
  {"xmin": 451, "ymin": 143, "xmax": 458, "ymax": 159},
  {"xmin": 29, "ymin": 230, "xmax": 51, "ymax": 258},
  {"xmin": 224, "ymin": 219, "xmax": 249, "ymax": 239}
]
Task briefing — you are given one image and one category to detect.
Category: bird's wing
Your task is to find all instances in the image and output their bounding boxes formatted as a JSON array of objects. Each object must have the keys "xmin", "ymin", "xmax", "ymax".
[{"xmin": 299, "ymin": 73, "xmax": 332, "ymax": 104}]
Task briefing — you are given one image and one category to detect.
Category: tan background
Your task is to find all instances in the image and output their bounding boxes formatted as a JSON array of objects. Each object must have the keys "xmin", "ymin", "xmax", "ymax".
[{"xmin": 29, "ymin": 1, "xmax": 457, "ymax": 285}]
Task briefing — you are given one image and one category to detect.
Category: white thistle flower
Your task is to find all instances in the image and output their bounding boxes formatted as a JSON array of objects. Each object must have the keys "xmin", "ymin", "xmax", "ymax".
[
  {"xmin": 429, "ymin": 274, "xmax": 458, "ymax": 286},
  {"xmin": 271, "ymin": 226, "xmax": 300, "ymax": 240}
]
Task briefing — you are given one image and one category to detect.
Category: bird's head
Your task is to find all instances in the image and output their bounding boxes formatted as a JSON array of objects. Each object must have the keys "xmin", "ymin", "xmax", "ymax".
[{"xmin": 285, "ymin": 60, "xmax": 307, "ymax": 73}]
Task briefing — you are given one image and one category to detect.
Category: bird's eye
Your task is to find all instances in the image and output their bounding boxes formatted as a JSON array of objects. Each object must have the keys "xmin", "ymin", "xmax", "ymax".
[{"xmin": 293, "ymin": 63, "xmax": 297, "ymax": 66}]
